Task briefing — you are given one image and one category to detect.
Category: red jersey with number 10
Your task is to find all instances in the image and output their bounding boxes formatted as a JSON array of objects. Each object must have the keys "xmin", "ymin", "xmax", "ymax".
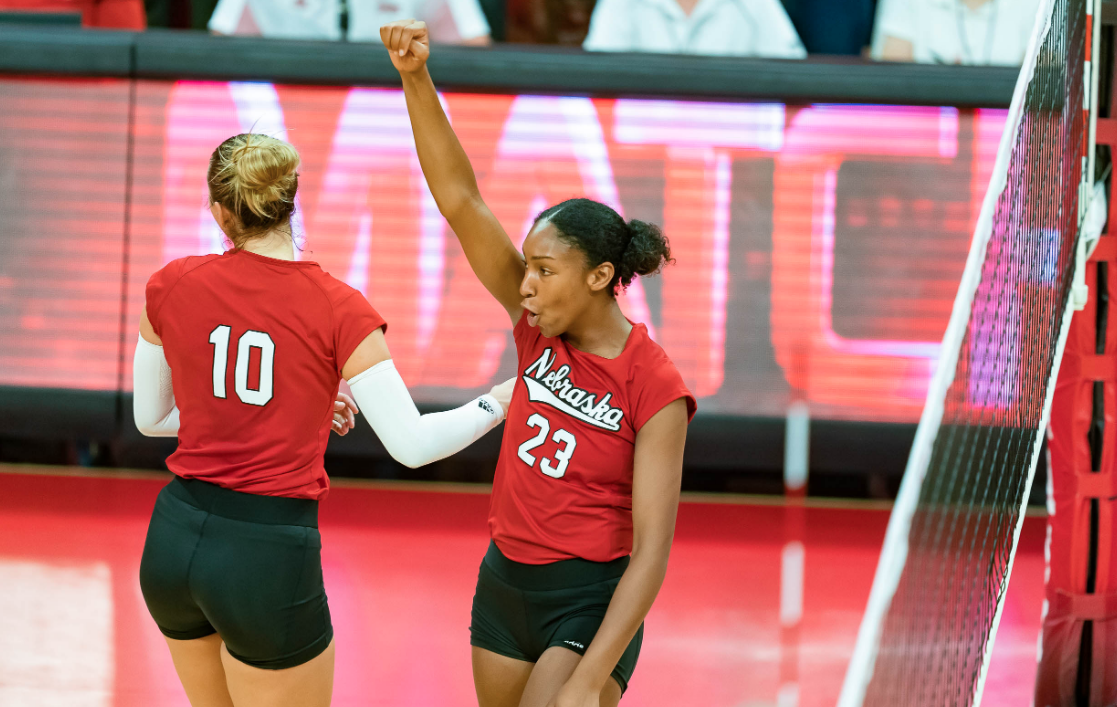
[
  {"xmin": 145, "ymin": 249, "xmax": 386, "ymax": 500},
  {"xmin": 490, "ymin": 311, "xmax": 697, "ymax": 564}
]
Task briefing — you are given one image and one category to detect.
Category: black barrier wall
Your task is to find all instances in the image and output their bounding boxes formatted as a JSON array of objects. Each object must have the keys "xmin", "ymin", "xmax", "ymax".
[{"xmin": 0, "ymin": 26, "xmax": 1018, "ymax": 104}]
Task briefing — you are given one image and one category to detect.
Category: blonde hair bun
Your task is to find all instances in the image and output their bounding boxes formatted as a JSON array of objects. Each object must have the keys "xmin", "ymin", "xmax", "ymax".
[{"xmin": 207, "ymin": 133, "xmax": 300, "ymax": 247}]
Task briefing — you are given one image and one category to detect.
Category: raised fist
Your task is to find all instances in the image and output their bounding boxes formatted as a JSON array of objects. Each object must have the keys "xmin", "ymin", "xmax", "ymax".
[{"xmin": 380, "ymin": 20, "xmax": 430, "ymax": 74}]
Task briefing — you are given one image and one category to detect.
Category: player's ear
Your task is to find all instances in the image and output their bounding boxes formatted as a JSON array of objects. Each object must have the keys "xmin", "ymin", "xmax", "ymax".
[
  {"xmin": 210, "ymin": 202, "xmax": 237, "ymax": 236},
  {"xmin": 586, "ymin": 262, "xmax": 614, "ymax": 293}
]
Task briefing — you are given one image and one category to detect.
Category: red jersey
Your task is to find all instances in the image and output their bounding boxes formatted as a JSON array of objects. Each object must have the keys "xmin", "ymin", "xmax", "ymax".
[
  {"xmin": 491, "ymin": 312, "xmax": 697, "ymax": 564},
  {"xmin": 145, "ymin": 249, "xmax": 386, "ymax": 500}
]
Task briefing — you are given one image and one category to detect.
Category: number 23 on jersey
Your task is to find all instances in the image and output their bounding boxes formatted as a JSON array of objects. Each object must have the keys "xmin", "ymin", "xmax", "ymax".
[{"xmin": 517, "ymin": 413, "xmax": 578, "ymax": 479}]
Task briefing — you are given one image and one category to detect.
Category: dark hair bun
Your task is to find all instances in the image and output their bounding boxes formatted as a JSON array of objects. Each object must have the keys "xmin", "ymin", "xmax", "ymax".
[
  {"xmin": 533, "ymin": 198, "xmax": 674, "ymax": 294},
  {"xmin": 619, "ymin": 219, "xmax": 672, "ymax": 289}
]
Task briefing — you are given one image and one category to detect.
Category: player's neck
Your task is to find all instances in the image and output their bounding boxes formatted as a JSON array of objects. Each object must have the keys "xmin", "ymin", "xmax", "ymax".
[
  {"xmin": 241, "ymin": 230, "xmax": 295, "ymax": 261},
  {"xmin": 561, "ymin": 301, "xmax": 633, "ymax": 359}
]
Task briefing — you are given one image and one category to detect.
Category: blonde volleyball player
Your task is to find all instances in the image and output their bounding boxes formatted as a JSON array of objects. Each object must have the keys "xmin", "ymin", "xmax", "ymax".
[{"xmin": 134, "ymin": 133, "xmax": 513, "ymax": 706}]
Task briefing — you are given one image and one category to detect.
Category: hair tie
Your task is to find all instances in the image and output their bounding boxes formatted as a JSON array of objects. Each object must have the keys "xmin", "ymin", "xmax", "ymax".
[{"xmin": 621, "ymin": 221, "xmax": 637, "ymax": 255}]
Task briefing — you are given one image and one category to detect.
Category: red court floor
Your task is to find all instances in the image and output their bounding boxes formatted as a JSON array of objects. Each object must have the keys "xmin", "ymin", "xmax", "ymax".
[{"xmin": 0, "ymin": 465, "xmax": 1046, "ymax": 706}]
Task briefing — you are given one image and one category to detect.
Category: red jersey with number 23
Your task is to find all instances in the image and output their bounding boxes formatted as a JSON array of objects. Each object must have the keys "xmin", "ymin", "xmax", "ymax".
[
  {"xmin": 491, "ymin": 311, "xmax": 697, "ymax": 564},
  {"xmin": 145, "ymin": 249, "xmax": 386, "ymax": 500}
]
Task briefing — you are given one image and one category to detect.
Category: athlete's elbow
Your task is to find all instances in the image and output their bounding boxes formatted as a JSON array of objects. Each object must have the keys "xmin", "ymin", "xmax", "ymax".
[
  {"xmin": 135, "ymin": 420, "xmax": 162, "ymax": 437},
  {"xmin": 434, "ymin": 193, "xmax": 466, "ymax": 220},
  {"xmin": 135, "ymin": 407, "xmax": 178, "ymax": 437},
  {"xmin": 631, "ymin": 533, "xmax": 674, "ymax": 568},
  {"xmin": 134, "ymin": 410, "xmax": 154, "ymax": 436},
  {"xmin": 384, "ymin": 444, "xmax": 430, "ymax": 469},
  {"xmin": 397, "ymin": 454, "xmax": 426, "ymax": 470},
  {"xmin": 438, "ymin": 190, "xmax": 483, "ymax": 224}
]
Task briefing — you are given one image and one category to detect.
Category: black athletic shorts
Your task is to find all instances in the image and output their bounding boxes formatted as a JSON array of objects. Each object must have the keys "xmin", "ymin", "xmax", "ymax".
[
  {"xmin": 469, "ymin": 541, "xmax": 642, "ymax": 693},
  {"xmin": 139, "ymin": 476, "xmax": 332, "ymax": 670}
]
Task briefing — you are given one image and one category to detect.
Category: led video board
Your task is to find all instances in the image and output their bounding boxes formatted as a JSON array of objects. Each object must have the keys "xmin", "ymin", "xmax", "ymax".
[{"xmin": 0, "ymin": 77, "xmax": 1006, "ymax": 422}]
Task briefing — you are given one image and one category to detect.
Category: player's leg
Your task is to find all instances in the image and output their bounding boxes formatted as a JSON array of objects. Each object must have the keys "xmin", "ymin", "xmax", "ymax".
[
  {"xmin": 185, "ymin": 479, "xmax": 335, "ymax": 707},
  {"xmin": 220, "ymin": 639, "xmax": 335, "ymax": 707},
  {"xmin": 471, "ymin": 542, "xmax": 539, "ymax": 706},
  {"xmin": 472, "ymin": 646, "xmax": 535, "ymax": 707},
  {"xmin": 140, "ymin": 481, "xmax": 232, "ymax": 706},
  {"xmin": 162, "ymin": 634, "xmax": 236, "ymax": 707},
  {"xmin": 517, "ymin": 559, "xmax": 641, "ymax": 707},
  {"xmin": 516, "ymin": 646, "xmax": 622, "ymax": 707}
]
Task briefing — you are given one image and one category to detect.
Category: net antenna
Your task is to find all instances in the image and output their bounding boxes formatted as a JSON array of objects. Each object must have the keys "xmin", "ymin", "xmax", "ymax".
[{"xmin": 838, "ymin": 0, "xmax": 1102, "ymax": 704}]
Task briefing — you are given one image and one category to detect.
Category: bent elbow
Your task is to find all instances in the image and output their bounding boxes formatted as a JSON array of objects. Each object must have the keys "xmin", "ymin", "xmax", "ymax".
[
  {"xmin": 438, "ymin": 191, "xmax": 483, "ymax": 225},
  {"xmin": 133, "ymin": 411, "xmax": 153, "ymax": 436},
  {"xmin": 383, "ymin": 442, "xmax": 430, "ymax": 470},
  {"xmin": 392, "ymin": 450, "xmax": 428, "ymax": 470},
  {"xmin": 135, "ymin": 412, "xmax": 176, "ymax": 437}
]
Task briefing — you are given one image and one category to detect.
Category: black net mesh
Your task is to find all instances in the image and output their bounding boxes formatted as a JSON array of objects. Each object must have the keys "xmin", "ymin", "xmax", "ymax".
[{"xmin": 862, "ymin": 1, "xmax": 1088, "ymax": 704}]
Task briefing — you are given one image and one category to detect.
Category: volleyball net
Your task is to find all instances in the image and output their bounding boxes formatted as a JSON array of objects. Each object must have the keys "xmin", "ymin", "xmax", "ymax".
[{"xmin": 838, "ymin": 0, "xmax": 1101, "ymax": 704}]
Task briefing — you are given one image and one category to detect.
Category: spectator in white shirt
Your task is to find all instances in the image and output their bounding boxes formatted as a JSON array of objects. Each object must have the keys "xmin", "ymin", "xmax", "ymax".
[
  {"xmin": 873, "ymin": 0, "xmax": 1042, "ymax": 65},
  {"xmin": 583, "ymin": 0, "xmax": 807, "ymax": 58},
  {"xmin": 208, "ymin": 0, "xmax": 491, "ymax": 44}
]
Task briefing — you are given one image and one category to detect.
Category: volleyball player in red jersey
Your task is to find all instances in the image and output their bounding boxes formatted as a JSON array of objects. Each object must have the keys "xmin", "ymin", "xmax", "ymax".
[
  {"xmin": 383, "ymin": 21, "xmax": 697, "ymax": 707},
  {"xmin": 134, "ymin": 133, "xmax": 513, "ymax": 707}
]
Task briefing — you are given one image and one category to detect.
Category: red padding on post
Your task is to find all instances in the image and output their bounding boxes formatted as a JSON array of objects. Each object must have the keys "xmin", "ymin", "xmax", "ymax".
[
  {"xmin": 1097, "ymin": 120, "xmax": 1117, "ymax": 147},
  {"xmin": 1079, "ymin": 355, "xmax": 1117, "ymax": 381},
  {"xmin": 1092, "ymin": 236, "xmax": 1117, "ymax": 262},
  {"xmin": 1076, "ymin": 472, "xmax": 1117, "ymax": 499},
  {"xmin": 1052, "ymin": 589, "xmax": 1117, "ymax": 621}
]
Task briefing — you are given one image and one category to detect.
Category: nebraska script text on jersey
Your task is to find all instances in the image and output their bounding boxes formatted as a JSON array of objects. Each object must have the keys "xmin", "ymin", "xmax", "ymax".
[{"xmin": 522, "ymin": 348, "xmax": 624, "ymax": 432}]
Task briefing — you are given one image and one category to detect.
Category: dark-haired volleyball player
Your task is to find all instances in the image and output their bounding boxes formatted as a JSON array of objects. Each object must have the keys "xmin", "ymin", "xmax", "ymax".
[
  {"xmin": 382, "ymin": 21, "xmax": 696, "ymax": 707},
  {"xmin": 133, "ymin": 132, "xmax": 513, "ymax": 707}
]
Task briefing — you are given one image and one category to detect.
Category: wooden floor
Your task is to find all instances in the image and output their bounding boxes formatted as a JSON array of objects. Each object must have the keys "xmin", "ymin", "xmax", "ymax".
[{"xmin": 0, "ymin": 465, "xmax": 1045, "ymax": 707}]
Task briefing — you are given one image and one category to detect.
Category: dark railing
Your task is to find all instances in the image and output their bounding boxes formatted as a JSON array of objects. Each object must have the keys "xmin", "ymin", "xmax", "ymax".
[{"xmin": 0, "ymin": 25, "xmax": 1017, "ymax": 106}]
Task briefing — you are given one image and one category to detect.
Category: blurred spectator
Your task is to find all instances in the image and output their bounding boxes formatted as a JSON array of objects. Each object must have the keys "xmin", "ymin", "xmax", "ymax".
[
  {"xmin": 506, "ymin": 0, "xmax": 594, "ymax": 45},
  {"xmin": 348, "ymin": 0, "xmax": 489, "ymax": 42},
  {"xmin": 0, "ymin": 0, "xmax": 144, "ymax": 27},
  {"xmin": 872, "ymin": 0, "xmax": 1041, "ymax": 65},
  {"xmin": 145, "ymin": 0, "xmax": 219, "ymax": 30},
  {"xmin": 208, "ymin": 0, "xmax": 491, "ymax": 43},
  {"xmin": 582, "ymin": 0, "xmax": 806, "ymax": 58},
  {"xmin": 782, "ymin": 0, "xmax": 875, "ymax": 56}
]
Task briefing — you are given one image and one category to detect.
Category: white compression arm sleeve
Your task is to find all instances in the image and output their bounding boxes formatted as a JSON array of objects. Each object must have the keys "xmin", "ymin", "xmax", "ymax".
[
  {"xmin": 133, "ymin": 335, "xmax": 180, "ymax": 437},
  {"xmin": 348, "ymin": 359, "xmax": 505, "ymax": 469}
]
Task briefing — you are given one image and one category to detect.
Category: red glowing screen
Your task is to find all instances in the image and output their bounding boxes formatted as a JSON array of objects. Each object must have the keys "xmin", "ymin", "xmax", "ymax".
[{"xmin": 0, "ymin": 77, "xmax": 1006, "ymax": 422}]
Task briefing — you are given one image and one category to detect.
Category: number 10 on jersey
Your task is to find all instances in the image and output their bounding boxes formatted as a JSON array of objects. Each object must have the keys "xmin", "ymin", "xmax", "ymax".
[
  {"xmin": 517, "ymin": 413, "xmax": 577, "ymax": 479},
  {"xmin": 209, "ymin": 325, "xmax": 275, "ymax": 406}
]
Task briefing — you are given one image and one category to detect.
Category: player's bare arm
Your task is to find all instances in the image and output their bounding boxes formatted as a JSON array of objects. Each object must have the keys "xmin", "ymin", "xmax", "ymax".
[
  {"xmin": 139, "ymin": 306, "xmax": 162, "ymax": 346},
  {"xmin": 548, "ymin": 398, "xmax": 689, "ymax": 707},
  {"xmin": 382, "ymin": 20, "xmax": 525, "ymax": 324},
  {"xmin": 340, "ymin": 327, "xmax": 393, "ymax": 381}
]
